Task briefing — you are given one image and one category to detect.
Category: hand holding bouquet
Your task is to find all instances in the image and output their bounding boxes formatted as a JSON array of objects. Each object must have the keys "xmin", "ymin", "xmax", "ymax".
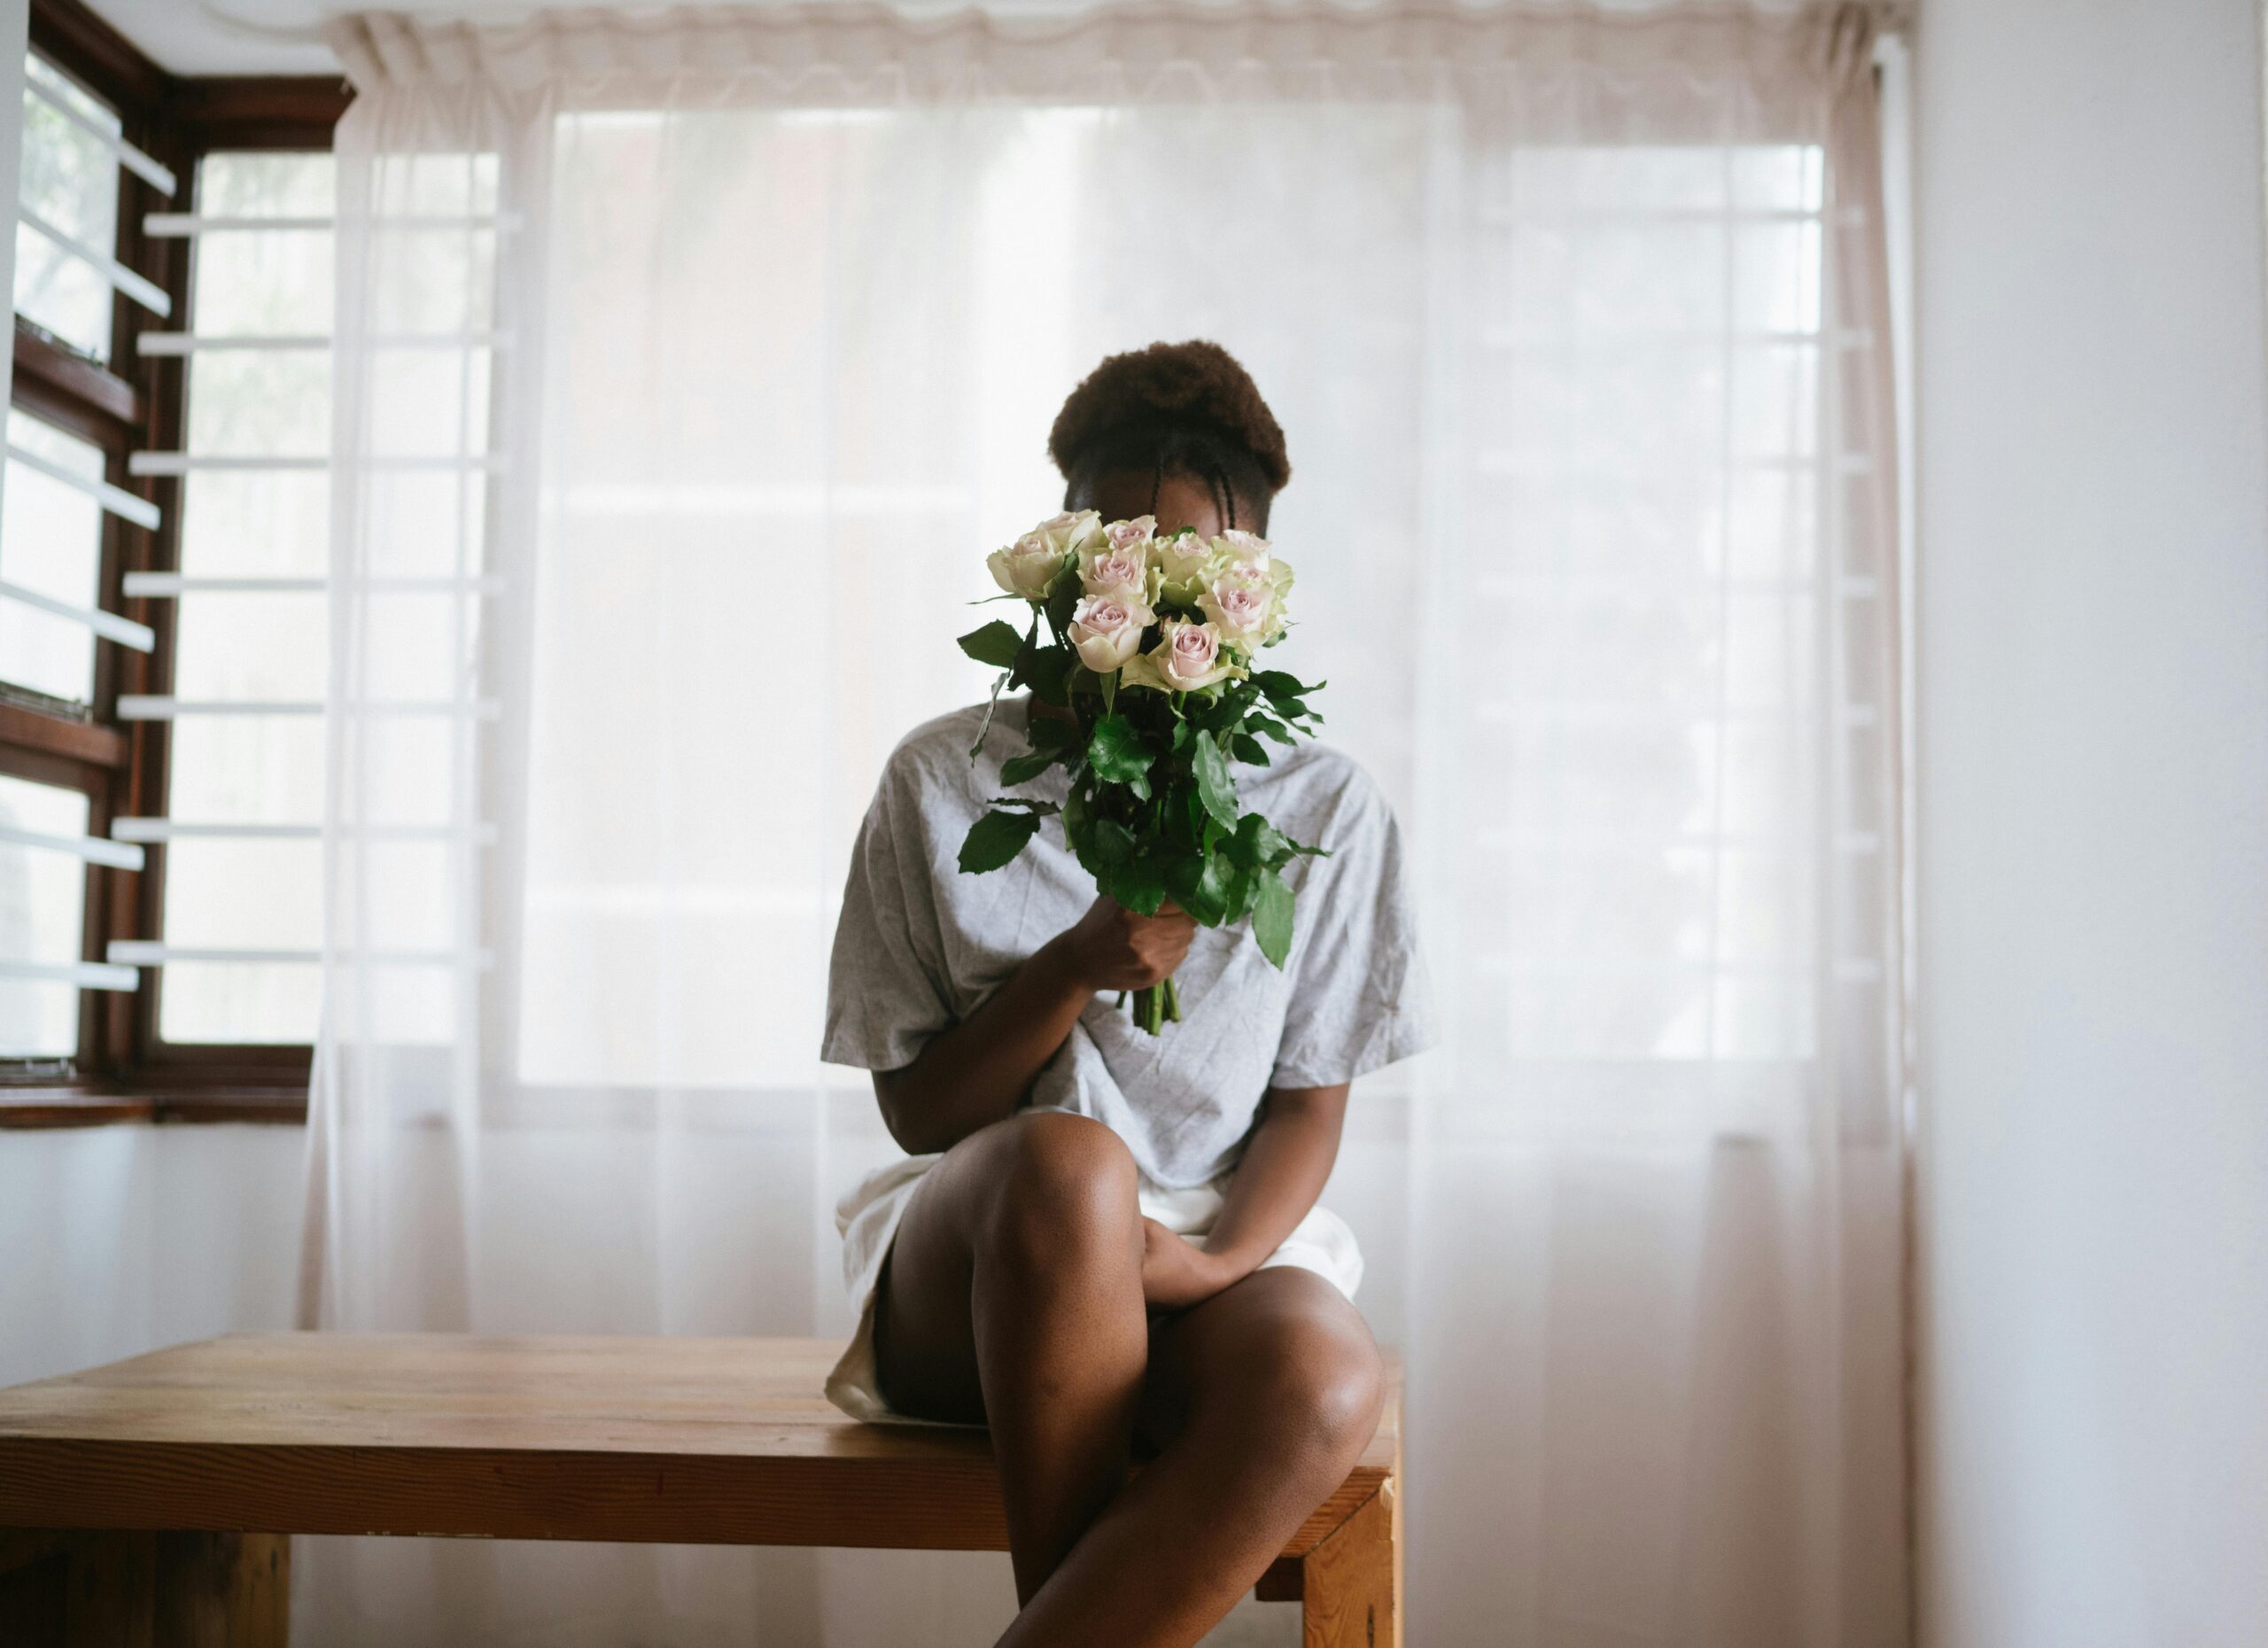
[{"xmin": 956, "ymin": 509, "xmax": 1325, "ymax": 1035}]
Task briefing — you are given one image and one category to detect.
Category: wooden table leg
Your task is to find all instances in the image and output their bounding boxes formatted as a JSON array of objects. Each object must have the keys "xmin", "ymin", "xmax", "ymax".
[
  {"xmin": 1297, "ymin": 1481, "xmax": 1399, "ymax": 1648},
  {"xmin": 0, "ymin": 1530, "xmax": 287, "ymax": 1648},
  {"xmin": 156, "ymin": 1532, "xmax": 290, "ymax": 1647}
]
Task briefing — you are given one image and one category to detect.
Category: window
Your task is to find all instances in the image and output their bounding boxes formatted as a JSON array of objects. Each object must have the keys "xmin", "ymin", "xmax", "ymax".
[
  {"xmin": 0, "ymin": 771, "xmax": 97, "ymax": 1060},
  {"xmin": 2, "ymin": 409, "xmax": 116, "ymax": 708},
  {"xmin": 15, "ymin": 54, "xmax": 124, "ymax": 362},
  {"xmin": 0, "ymin": 38, "xmax": 166, "ymax": 1084},
  {"xmin": 138, "ymin": 150, "xmax": 334, "ymax": 1046},
  {"xmin": 0, "ymin": 0, "xmax": 347, "ymax": 1112}
]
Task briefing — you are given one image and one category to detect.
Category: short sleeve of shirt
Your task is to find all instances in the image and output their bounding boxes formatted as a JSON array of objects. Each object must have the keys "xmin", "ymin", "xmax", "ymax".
[
  {"xmin": 820, "ymin": 756, "xmax": 957, "ymax": 1072},
  {"xmin": 1268, "ymin": 770, "xmax": 1437, "ymax": 1090}
]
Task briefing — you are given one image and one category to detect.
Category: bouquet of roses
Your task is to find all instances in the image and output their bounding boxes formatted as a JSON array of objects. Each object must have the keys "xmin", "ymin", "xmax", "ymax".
[{"xmin": 955, "ymin": 509, "xmax": 1325, "ymax": 1035}]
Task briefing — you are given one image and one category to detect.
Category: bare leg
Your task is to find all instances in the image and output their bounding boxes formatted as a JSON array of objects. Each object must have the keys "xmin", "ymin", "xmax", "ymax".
[
  {"xmin": 998, "ymin": 1267, "xmax": 1385, "ymax": 1648},
  {"xmin": 875, "ymin": 1110, "xmax": 1150, "ymax": 1602}
]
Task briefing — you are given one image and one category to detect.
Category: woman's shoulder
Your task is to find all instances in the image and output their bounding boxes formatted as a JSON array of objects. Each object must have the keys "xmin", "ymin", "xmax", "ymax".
[
  {"xmin": 1247, "ymin": 738, "xmax": 1396, "ymax": 842},
  {"xmin": 871, "ymin": 699, "xmax": 1010, "ymax": 806},
  {"xmin": 1252, "ymin": 736, "xmax": 1382, "ymax": 804}
]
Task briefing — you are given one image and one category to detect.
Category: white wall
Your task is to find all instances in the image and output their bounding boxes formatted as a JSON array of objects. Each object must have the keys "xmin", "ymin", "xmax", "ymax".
[
  {"xmin": 1912, "ymin": 2, "xmax": 2268, "ymax": 1645},
  {"xmin": 0, "ymin": 1126, "xmax": 303, "ymax": 1388}
]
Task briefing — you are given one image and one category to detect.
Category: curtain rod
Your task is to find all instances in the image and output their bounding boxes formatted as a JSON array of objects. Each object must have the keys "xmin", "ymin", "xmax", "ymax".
[{"xmin": 330, "ymin": 0, "xmax": 1912, "ymax": 95}]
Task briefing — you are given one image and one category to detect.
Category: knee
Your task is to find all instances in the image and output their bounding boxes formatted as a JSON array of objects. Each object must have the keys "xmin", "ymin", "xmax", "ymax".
[
  {"xmin": 981, "ymin": 1111, "xmax": 1139, "ymax": 1271},
  {"xmin": 1251, "ymin": 1317, "xmax": 1386, "ymax": 1475}
]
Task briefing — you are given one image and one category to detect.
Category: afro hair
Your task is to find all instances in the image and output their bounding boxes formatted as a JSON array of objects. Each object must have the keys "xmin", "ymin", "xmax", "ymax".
[{"xmin": 1047, "ymin": 339, "xmax": 1291, "ymax": 497}]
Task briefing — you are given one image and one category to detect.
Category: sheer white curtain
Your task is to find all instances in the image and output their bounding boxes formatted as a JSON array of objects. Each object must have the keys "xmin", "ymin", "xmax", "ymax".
[{"xmin": 300, "ymin": 4, "xmax": 1908, "ymax": 1643}]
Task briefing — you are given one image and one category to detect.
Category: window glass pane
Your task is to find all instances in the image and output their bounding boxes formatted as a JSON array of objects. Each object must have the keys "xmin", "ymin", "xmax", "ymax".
[
  {"xmin": 0, "ymin": 773, "xmax": 90, "ymax": 1058},
  {"xmin": 197, "ymin": 151, "xmax": 333, "ymax": 216},
  {"xmin": 185, "ymin": 228, "xmax": 331, "ymax": 335},
  {"xmin": 165, "ymin": 717, "xmax": 324, "ymax": 824},
  {"xmin": 14, "ymin": 54, "xmax": 118, "ymax": 359},
  {"xmin": 184, "ymin": 351, "xmax": 330, "ymax": 458},
  {"xmin": 185, "ymin": 150, "xmax": 332, "ymax": 341},
  {"xmin": 162, "ymin": 839, "xmax": 321, "ymax": 948},
  {"xmin": 171, "ymin": 591, "xmax": 326, "ymax": 701},
  {"xmin": 0, "ymin": 411, "xmax": 106, "ymax": 705},
  {"xmin": 178, "ymin": 471, "xmax": 329, "ymax": 579},
  {"xmin": 159, "ymin": 152, "xmax": 338, "ymax": 1045},
  {"xmin": 159, "ymin": 963, "xmax": 320, "ymax": 1046}
]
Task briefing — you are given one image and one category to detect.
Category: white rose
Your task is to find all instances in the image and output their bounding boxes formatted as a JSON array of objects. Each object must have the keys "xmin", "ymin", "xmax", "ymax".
[
  {"xmin": 1036, "ymin": 509, "xmax": 1106, "ymax": 556},
  {"xmin": 1264, "ymin": 551, "xmax": 1294, "ymax": 601},
  {"xmin": 1216, "ymin": 528, "xmax": 1271, "ymax": 570},
  {"xmin": 1153, "ymin": 529, "xmax": 1221, "ymax": 604},
  {"xmin": 987, "ymin": 510, "xmax": 1104, "ymax": 600},
  {"xmin": 989, "ymin": 533, "xmax": 1068, "ymax": 601},
  {"xmin": 1197, "ymin": 570, "xmax": 1278, "ymax": 650},
  {"xmin": 1124, "ymin": 617, "xmax": 1238, "ymax": 694},
  {"xmin": 1067, "ymin": 595, "xmax": 1153, "ymax": 672}
]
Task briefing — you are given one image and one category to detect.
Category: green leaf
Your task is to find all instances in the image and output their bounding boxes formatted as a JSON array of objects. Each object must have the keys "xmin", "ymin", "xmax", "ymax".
[
  {"xmin": 1192, "ymin": 734, "xmax": 1239, "ymax": 830},
  {"xmin": 1224, "ymin": 812, "xmax": 1290, "ymax": 870},
  {"xmin": 1045, "ymin": 579, "xmax": 1081, "ymax": 638},
  {"xmin": 1026, "ymin": 714, "xmax": 1078, "ymax": 754},
  {"xmin": 1164, "ymin": 851, "xmax": 1226, "ymax": 927},
  {"xmin": 1088, "ymin": 715, "xmax": 1153, "ymax": 786},
  {"xmin": 1252, "ymin": 867, "xmax": 1295, "ymax": 967},
  {"xmin": 1091, "ymin": 817, "xmax": 1138, "ymax": 867},
  {"xmin": 1223, "ymin": 864, "xmax": 1259, "ymax": 922},
  {"xmin": 1105, "ymin": 853, "xmax": 1169, "ymax": 915},
  {"xmin": 959, "ymin": 808, "xmax": 1043, "ymax": 874},
  {"xmin": 1231, "ymin": 733, "xmax": 1270, "ymax": 767},
  {"xmin": 999, "ymin": 750, "xmax": 1060, "ymax": 787},
  {"xmin": 1249, "ymin": 715, "xmax": 1296, "ymax": 747},
  {"xmin": 959, "ymin": 619, "xmax": 1029, "ymax": 670},
  {"xmin": 1253, "ymin": 669, "xmax": 1309, "ymax": 698},
  {"xmin": 1018, "ymin": 643, "xmax": 1075, "ymax": 706}
]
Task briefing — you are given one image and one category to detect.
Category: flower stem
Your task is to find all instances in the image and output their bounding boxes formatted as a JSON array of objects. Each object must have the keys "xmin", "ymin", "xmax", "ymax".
[{"xmin": 1163, "ymin": 975, "xmax": 1182, "ymax": 1023}]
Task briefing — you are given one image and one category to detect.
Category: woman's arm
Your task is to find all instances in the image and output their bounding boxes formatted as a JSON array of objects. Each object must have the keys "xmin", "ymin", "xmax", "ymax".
[
  {"xmin": 1140, "ymin": 1082, "xmax": 1351, "ymax": 1310},
  {"xmin": 873, "ymin": 896, "xmax": 1195, "ymax": 1155}
]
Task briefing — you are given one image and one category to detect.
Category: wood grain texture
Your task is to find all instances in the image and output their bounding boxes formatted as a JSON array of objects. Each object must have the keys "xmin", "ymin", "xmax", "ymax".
[
  {"xmin": 152, "ymin": 1533, "xmax": 287, "ymax": 1648},
  {"xmin": 1299, "ymin": 1484, "xmax": 1397, "ymax": 1648},
  {"xmin": 0, "ymin": 703, "xmax": 128, "ymax": 771},
  {"xmin": 0, "ymin": 1528, "xmax": 154, "ymax": 1647},
  {"xmin": 1255, "ymin": 1555, "xmax": 1305, "ymax": 1603},
  {"xmin": 0, "ymin": 1334, "xmax": 1398, "ymax": 1558},
  {"xmin": 0, "ymin": 1530, "xmax": 284, "ymax": 1648}
]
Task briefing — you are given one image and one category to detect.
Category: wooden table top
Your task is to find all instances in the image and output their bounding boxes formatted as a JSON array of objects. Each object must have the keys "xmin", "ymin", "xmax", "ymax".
[{"xmin": 0, "ymin": 1333, "xmax": 1397, "ymax": 1553}]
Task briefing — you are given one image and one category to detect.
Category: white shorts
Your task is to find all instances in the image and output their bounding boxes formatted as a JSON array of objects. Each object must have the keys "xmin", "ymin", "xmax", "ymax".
[{"xmin": 824, "ymin": 1151, "xmax": 1365, "ymax": 1425}]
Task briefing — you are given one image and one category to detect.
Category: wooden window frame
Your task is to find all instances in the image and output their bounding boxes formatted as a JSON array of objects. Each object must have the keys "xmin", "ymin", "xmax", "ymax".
[{"xmin": 0, "ymin": 0, "xmax": 349, "ymax": 1126}]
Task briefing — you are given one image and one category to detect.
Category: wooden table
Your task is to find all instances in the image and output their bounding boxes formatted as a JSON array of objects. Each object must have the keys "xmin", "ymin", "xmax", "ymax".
[{"xmin": 0, "ymin": 1333, "xmax": 1401, "ymax": 1646}]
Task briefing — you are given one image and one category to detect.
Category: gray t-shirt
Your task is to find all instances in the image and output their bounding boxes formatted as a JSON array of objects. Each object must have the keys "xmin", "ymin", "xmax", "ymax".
[{"xmin": 821, "ymin": 696, "xmax": 1434, "ymax": 1189}]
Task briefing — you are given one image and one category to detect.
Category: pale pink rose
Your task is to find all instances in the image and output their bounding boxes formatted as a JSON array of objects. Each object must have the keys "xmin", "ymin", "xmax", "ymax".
[
  {"xmin": 1079, "ymin": 544, "xmax": 1153, "ymax": 604},
  {"xmin": 1131, "ymin": 617, "xmax": 1236, "ymax": 692},
  {"xmin": 1198, "ymin": 571, "xmax": 1277, "ymax": 649},
  {"xmin": 1068, "ymin": 595, "xmax": 1153, "ymax": 672},
  {"xmin": 1104, "ymin": 515, "xmax": 1156, "ymax": 553}
]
